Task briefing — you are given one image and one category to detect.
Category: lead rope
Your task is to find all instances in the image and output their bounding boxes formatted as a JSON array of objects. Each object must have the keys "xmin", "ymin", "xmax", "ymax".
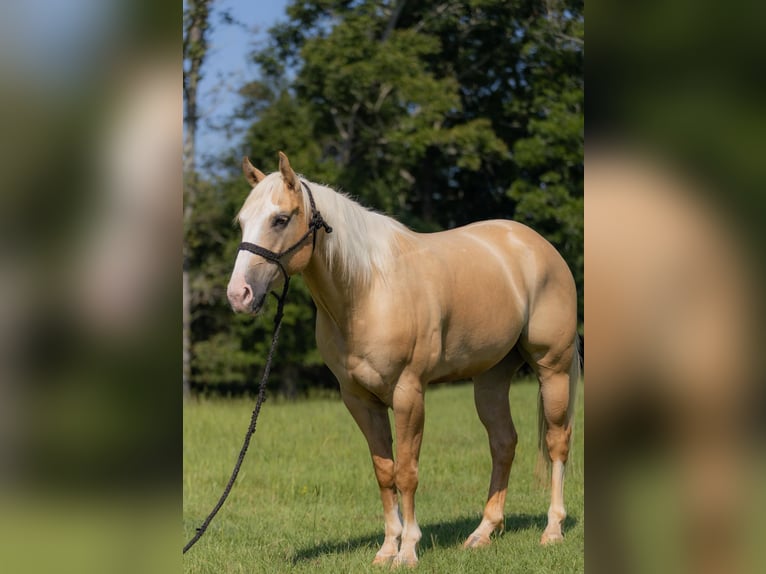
[
  {"xmin": 184, "ymin": 179, "xmax": 331, "ymax": 554},
  {"xmin": 183, "ymin": 276, "xmax": 290, "ymax": 554}
]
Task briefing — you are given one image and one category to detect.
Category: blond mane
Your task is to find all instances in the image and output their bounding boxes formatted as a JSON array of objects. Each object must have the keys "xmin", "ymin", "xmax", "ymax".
[
  {"xmin": 237, "ymin": 172, "xmax": 411, "ymax": 286},
  {"xmin": 301, "ymin": 178, "xmax": 411, "ymax": 286}
]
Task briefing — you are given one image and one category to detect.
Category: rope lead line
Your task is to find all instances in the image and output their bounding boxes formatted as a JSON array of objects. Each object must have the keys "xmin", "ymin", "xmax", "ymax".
[
  {"xmin": 183, "ymin": 278, "xmax": 289, "ymax": 554},
  {"xmin": 184, "ymin": 179, "xmax": 330, "ymax": 554}
]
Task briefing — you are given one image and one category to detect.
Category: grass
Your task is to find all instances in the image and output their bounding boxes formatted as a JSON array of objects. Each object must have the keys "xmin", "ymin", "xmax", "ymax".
[{"xmin": 183, "ymin": 379, "xmax": 584, "ymax": 573}]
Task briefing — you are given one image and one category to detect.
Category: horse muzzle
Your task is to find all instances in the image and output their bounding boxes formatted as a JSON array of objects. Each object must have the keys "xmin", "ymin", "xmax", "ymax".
[{"xmin": 227, "ymin": 279, "xmax": 268, "ymax": 315}]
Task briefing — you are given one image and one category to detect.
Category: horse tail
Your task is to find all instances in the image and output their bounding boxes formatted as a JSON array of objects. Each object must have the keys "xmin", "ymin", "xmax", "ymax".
[
  {"xmin": 566, "ymin": 332, "xmax": 582, "ymax": 430},
  {"xmin": 536, "ymin": 332, "xmax": 581, "ymax": 484}
]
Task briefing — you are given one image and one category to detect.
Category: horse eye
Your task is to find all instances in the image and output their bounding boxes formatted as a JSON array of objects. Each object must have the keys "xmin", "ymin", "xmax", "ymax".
[{"xmin": 272, "ymin": 214, "xmax": 290, "ymax": 228}]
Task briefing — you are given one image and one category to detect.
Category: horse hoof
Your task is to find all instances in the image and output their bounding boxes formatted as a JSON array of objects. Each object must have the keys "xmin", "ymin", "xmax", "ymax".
[
  {"xmin": 540, "ymin": 531, "xmax": 564, "ymax": 545},
  {"xmin": 372, "ymin": 553, "xmax": 396, "ymax": 566},
  {"xmin": 392, "ymin": 553, "xmax": 418, "ymax": 568},
  {"xmin": 463, "ymin": 533, "xmax": 491, "ymax": 549}
]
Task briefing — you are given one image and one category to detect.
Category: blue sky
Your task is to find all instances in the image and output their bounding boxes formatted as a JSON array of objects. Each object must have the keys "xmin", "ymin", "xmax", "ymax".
[{"xmin": 195, "ymin": 0, "xmax": 290, "ymax": 163}]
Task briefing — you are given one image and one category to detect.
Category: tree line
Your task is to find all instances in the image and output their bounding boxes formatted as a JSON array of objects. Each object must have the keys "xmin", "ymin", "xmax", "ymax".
[{"xmin": 184, "ymin": 0, "xmax": 583, "ymax": 397}]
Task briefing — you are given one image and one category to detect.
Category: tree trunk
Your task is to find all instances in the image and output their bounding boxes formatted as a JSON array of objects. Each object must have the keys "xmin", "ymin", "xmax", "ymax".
[
  {"xmin": 183, "ymin": 259, "xmax": 191, "ymax": 399},
  {"xmin": 183, "ymin": 0, "xmax": 212, "ymax": 399},
  {"xmin": 419, "ymin": 149, "xmax": 435, "ymax": 225}
]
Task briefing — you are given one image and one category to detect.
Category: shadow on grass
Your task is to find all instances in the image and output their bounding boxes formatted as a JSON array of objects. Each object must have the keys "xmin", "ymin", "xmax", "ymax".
[{"xmin": 291, "ymin": 513, "xmax": 578, "ymax": 564}]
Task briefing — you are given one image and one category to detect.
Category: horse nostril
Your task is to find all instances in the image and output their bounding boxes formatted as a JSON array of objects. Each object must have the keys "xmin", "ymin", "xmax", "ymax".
[{"xmin": 241, "ymin": 284, "xmax": 253, "ymax": 305}]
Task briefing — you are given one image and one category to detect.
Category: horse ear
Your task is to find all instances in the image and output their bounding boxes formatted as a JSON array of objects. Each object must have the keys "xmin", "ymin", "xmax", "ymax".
[
  {"xmin": 242, "ymin": 156, "xmax": 266, "ymax": 187},
  {"xmin": 278, "ymin": 151, "xmax": 299, "ymax": 191}
]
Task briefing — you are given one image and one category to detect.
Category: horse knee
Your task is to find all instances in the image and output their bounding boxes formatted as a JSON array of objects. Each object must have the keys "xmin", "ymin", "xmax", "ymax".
[
  {"xmin": 372, "ymin": 455, "xmax": 395, "ymax": 489},
  {"xmin": 394, "ymin": 463, "xmax": 419, "ymax": 494},
  {"xmin": 490, "ymin": 429, "xmax": 518, "ymax": 463}
]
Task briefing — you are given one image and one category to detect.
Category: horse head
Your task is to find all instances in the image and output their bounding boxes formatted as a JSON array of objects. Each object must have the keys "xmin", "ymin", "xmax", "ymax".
[{"xmin": 227, "ymin": 152, "xmax": 316, "ymax": 314}]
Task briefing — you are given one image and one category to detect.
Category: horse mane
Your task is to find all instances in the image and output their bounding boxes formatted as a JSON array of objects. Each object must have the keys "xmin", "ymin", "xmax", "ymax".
[{"xmin": 299, "ymin": 178, "xmax": 411, "ymax": 286}]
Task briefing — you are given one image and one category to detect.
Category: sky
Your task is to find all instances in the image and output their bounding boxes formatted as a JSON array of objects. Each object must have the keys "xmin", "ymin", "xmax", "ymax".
[{"xmin": 195, "ymin": 0, "xmax": 290, "ymax": 165}]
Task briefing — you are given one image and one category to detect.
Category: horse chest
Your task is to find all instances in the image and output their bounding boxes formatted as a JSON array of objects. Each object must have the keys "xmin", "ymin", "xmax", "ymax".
[{"xmin": 315, "ymin": 311, "xmax": 416, "ymax": 397}]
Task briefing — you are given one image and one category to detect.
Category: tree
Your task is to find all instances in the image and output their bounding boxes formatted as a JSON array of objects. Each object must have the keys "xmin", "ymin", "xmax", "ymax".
[
  {"xmin": 183, "ymin": 0, "xmax": 213, "ymax": 399},
  {"xmin": 246, "ymin": 0, "xmax": 583, "ymax": 292},
  {"xmin": 188, "ymin": 0, "xmax": 583, "ymax": 395}
]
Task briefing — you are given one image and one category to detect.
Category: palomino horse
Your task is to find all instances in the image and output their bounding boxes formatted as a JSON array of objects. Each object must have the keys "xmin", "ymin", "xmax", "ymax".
[{"xmin": 227, "ymin": 152, "xmax": 579, "ymax": 566}]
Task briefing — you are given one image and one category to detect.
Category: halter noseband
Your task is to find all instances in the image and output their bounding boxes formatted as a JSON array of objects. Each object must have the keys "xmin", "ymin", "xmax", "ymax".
[{"xmin": 237, "ymin": 180, "xmax": 332, "ymax": 309}]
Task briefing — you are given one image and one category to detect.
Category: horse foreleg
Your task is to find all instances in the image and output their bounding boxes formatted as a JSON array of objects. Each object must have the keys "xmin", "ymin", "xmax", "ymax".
[
  {"xmin": 392, "ymin": 376, "xmax": 425, "ymax": 567},
  {"xmin": 340, "ymin": 389, "xmax": 402, "ymax": 565}
]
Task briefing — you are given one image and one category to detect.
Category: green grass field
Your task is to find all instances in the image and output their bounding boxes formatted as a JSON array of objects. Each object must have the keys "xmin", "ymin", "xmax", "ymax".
[{"xmin": 183, "ymin": 379, "xmax": 583, "ymax": 573}]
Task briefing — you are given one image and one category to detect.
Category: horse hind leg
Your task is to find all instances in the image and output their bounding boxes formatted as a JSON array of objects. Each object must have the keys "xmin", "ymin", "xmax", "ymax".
[
  {"xmin": 464, "ymin": 349, "xmax": 524, "ymax": 549},
  {"xmin": 528, "ymin": 337, "xmax": 579, "ymax": 545}
]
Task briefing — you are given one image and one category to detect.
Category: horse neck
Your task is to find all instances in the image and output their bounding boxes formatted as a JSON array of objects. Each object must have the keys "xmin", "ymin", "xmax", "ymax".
[
  {"xmin": 298, "ymin": 183, "xmax": 406, "ymax": 326},
  {"xmin": 301, "ymin": 234, "xmax": 357, "ymax": 328}
]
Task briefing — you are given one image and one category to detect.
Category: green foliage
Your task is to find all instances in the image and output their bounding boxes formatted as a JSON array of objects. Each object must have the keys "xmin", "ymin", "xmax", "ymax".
[
  {"xmin": 186, "ymin": 0, "xmax": 583, "ymax": 395},
  {"xmin": 183, "ymin": 380, "xmax": 584, "ymax": 572}
]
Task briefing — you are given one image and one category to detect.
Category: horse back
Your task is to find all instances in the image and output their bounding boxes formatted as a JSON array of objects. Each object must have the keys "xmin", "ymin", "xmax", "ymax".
[{"xmin": 378, "ymin": 220, "xmax": 577, "ymax": 382}]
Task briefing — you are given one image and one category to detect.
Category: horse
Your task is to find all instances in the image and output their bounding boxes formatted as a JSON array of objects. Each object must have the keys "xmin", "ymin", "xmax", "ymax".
[{"xmin": 227, "ymin": 152, "xmax": 580, "ymax": 566}]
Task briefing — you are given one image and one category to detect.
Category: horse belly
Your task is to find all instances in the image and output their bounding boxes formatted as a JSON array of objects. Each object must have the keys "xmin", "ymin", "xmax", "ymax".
[
  {"xmin": 423, "ymin": 234, "xmax": 529, "ymax": 382},
  {"xmin": 431, "ymin": 311, "xmax": 524, "ymax": 383},
  {"xmin": 412, "ymin": 268, "xmax": 524, "ymax": 382}
]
